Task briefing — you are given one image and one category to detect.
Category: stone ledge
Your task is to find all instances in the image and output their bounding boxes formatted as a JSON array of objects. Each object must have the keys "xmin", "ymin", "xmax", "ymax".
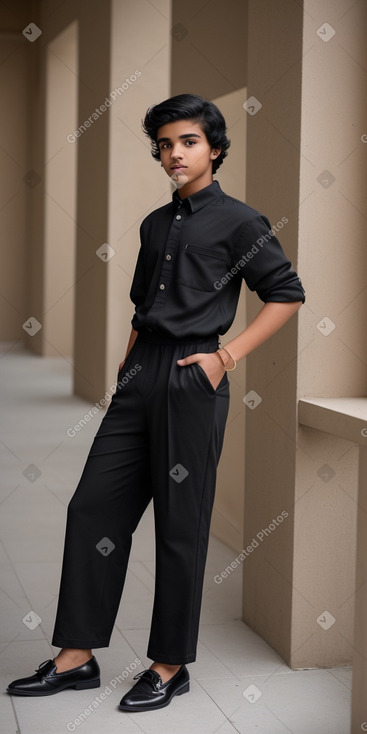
[{"xmin": 298, "ymin": 397, "xmax": 367, "ymax": 446}]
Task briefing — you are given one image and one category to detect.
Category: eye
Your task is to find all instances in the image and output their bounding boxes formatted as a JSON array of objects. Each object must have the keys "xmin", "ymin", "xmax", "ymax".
[{"xmin": 185, "ymin": 140, "xmax": 196, "ymax": 146}]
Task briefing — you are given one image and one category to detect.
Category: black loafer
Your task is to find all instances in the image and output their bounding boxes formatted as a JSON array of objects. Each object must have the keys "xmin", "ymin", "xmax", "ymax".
[
  {"xmin": 119, "ymin": 664, "xmax": 189, "ymax": 712},
  {"xmin": 6, "ymin": 656, "xmax": 100, "ymax": 696}
]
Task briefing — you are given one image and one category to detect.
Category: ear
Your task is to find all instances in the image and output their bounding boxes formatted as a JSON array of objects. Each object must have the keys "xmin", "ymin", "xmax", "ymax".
[{"xmin": 210, "ymin": 148, "xmax": 221, "ymax": 159}]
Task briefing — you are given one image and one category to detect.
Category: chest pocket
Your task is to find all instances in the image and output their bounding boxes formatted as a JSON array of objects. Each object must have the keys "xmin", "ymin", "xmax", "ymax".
[{"xmin": 177, "ymin": 243, "xmax": 229, "ymax": 292}]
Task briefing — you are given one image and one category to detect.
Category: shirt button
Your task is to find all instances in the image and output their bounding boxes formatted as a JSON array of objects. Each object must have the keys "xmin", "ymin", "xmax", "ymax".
[
  {"xmin": 166, "ymin": 254, "xmax": 172, "ymax": 260},
  {"xmin": 159, "ymin": 283, "xmax": 165, "ymax": 290},
  {"xmin": 176, "ymin": 214, "xmax": 182, "ymax": 220}
]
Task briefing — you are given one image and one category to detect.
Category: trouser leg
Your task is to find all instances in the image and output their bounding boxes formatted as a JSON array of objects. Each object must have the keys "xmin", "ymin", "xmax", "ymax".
[
  {"xmin": 140, "ymin": 337, "xmax": 230, "ymax": 664},
  {"xmin": 51, "ymin": 341, "xmax": 151, "ymax": 649},
  {"xmin": 51, "ymin": 332, "xmax": 230, "ymax": 662}
]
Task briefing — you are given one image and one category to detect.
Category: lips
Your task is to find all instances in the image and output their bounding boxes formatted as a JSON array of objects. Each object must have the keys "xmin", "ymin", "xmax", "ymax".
[{"xmin": 171, "ymin": 166, "xmax": 187, "ymax": 170}]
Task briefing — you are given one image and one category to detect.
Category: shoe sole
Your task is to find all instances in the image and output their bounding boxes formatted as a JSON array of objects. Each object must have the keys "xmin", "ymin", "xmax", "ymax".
[
  {"xmin": 6, "ymin": 678, "xmax": 101, "ymax": 696},
  {"xmin": 118, "ymin": 680, "xmax": 190, "ymax": 711}
]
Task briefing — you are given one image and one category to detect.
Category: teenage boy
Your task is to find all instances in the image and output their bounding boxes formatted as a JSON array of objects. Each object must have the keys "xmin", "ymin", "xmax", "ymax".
[{"xmin": 7, "ymin": 94, "xmax": 305, "ymax": 712}]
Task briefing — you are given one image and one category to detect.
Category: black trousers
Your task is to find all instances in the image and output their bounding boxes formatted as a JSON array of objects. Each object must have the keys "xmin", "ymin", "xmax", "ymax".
[{"xmin": 51, "ymin": 328, "xmax": 230, "ymax": 664}]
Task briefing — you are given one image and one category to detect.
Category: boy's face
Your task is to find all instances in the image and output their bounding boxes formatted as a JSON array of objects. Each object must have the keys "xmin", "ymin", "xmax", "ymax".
[{"xmin": 156, "ymin": 119, "xmax": 221, "ymax": 196}]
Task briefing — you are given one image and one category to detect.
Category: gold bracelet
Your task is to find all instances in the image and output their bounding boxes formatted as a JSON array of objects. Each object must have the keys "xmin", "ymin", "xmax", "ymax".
[{"xmin": 217, "ymin": 347, "xmax": 237, "ymax": 371}]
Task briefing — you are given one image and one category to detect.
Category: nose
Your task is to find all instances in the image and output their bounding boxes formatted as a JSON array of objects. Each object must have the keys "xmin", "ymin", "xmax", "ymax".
[{"xmin": 170, "ymin": 142, "xmax": 183, "ymax": 159}]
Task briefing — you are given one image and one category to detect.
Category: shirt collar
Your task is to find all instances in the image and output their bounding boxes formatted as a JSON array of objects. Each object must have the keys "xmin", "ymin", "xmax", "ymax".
[{"xmin": 171, "ymin": 179, "xmax": 222, "ymax": 214}]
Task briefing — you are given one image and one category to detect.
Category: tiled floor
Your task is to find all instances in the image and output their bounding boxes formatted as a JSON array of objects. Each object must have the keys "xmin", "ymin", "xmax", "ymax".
[{"xmin": 0, "ymin": 342, "xmax": 352, "ymax": 733}]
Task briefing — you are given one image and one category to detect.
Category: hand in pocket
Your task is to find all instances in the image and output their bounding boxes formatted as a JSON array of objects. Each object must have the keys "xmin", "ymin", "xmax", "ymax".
[{"xmin": 177, "ymin": 351, "xmax": 226, "ymax": 391}]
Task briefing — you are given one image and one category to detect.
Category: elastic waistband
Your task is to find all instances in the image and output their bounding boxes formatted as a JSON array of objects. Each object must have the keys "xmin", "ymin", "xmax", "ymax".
[{"xmin": 136, "ymin": 326, "xmax": 220, "ymax": 347}]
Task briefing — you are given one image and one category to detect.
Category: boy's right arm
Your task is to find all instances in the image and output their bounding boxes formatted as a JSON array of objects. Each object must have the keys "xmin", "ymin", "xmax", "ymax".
[{"xmin": 119, "ymin": 326, "xmax": 139, "ymax": 371}]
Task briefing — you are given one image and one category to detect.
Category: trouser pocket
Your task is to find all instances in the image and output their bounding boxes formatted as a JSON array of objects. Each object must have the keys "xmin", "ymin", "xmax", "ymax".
[{"xmin": 192, "ymin": 361, "xmax": 229, "ymax": 394}]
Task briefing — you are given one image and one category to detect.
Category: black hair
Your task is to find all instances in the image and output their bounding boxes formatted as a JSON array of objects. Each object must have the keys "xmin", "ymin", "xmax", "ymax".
[{"xmin": 142, "ymin": 94, "xmax": 230, "ymax": 174}]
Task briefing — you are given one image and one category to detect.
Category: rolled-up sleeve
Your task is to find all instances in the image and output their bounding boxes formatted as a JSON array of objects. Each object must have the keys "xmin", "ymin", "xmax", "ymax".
[{"xmin": 235, "ymin": 214, "xmax": 306, "ymax": 303}]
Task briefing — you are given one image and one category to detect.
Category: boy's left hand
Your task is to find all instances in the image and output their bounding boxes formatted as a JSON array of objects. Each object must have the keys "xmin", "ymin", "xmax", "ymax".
[{"xmin": 177, "ymin": 352, "xmax": 226, "ymax": 391}]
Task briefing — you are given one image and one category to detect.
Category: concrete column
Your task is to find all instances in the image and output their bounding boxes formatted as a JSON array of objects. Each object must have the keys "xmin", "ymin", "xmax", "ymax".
[
  {"xmin": 72, "ymin": 0, "xmax": 111, "ymax": 399},
  {"xmin": 243, "ymin": 0, "xmax": 367, "ymax": 668},
  {"xmin": 44, "ymin": 22, "xmax": 77, "ymax": 358},
  {"xmin": 243, "ymin": 0, "xmax": 303, "ymax": 665},
  {"xmin": 0, "ymin": 22, "xmax": 29, "ymax": 341}
]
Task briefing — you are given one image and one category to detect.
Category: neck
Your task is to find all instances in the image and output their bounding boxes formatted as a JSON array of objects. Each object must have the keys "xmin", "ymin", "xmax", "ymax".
[{"xmin": 177, "ymin": 175, "xmax": 214, "ymax": 199}]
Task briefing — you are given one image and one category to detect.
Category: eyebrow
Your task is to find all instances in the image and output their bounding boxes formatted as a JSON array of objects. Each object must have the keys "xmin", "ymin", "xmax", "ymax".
[{"xmin": 156, "ymin": 133, "xmax": 202, "ymax": 145}]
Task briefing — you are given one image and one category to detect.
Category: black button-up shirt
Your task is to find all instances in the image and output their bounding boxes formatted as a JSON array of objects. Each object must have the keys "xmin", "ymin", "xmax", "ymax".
[{"xmin": 130, "ymin": 180, "xmax": 305, "ymax": 338}]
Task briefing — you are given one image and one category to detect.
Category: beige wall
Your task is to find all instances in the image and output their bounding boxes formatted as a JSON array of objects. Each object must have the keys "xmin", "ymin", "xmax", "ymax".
[
  {"xmin": 243, "ymin": 0, "xmax": 367, "ymax": 670},
  {"xmin": 21, "ymin": 1, "xmax": 80, "ymax": 359},
  {"xmin": 293, "ymin": 0, "xmax": 367, "ymax": 669},
  {"xmin": 70, "ymin": 0, "xmax": 111, "ymax": 399},
  {"xmin": 0, "ymin": 3, "xmax": 30, "ymax": 341},
  {"xmin": 44, "ymin": 22, "xmax": 77, "ymax": 357},
  {"xmin": 243, "ymin": 0, "xmax": 303, "ymax": 665}
]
